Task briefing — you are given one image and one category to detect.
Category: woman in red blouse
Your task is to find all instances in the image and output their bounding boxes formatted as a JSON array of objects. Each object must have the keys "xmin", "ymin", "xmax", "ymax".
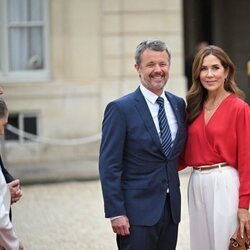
[{"xmin": 182, "ymin": 45, "xmax": 250, "ymax": 250}]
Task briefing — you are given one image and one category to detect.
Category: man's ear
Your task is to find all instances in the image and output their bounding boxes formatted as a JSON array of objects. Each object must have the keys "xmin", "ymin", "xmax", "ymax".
[{"xmin": 134, "ymin": 63, "xmax": 139, "ymax": 73}]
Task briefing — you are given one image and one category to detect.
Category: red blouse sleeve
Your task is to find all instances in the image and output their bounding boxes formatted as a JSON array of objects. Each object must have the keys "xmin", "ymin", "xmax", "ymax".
[{"xmin": 236, "ymin": 102, "xmax": 250, "ymax": 209}]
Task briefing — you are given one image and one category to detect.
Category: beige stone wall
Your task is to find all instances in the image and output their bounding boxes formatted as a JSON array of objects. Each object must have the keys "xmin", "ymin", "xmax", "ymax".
[
  {"xmin": 2, "ymin": 0, "xmax": 186, "ymax": 165},
  {"xmin": 100, "ymin": 0, "xmax": 186, "ymax": 111}
]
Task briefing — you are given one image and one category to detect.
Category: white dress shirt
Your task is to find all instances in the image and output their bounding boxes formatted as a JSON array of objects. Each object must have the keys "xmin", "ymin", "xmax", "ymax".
[
  {"xmin": 0, "ymin": 167, "xmax": 19, "ymax": 249},
  {"xmin": 140, "ymin": 84, "xmax": 178, "ymax": 142}
]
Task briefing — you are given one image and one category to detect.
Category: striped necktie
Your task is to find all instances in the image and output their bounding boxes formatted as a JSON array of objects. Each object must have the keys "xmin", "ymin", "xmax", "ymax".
[{"xmin": 156, "ymin": 97, "xmax": 172, "ymax": 157}]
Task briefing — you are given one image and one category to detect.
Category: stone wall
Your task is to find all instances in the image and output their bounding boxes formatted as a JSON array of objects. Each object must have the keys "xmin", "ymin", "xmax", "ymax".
[{"xmin": 2, "ymin": 0, "xmax": 186, "ymax": 165}]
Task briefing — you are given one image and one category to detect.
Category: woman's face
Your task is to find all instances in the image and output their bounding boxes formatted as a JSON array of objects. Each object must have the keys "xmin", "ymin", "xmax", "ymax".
[
  {"xmin": 0, "ymin": 113, "xmax": 8, "ymax": 135},
  {"xmin": 199, "ymin": 54, "xmax": 228, "ymax": 93}
]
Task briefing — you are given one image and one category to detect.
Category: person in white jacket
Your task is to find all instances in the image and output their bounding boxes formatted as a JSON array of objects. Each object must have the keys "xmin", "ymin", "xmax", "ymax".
[{"xmin": 0, "ymin": 97, "xmax": 23, "ymax": 250}]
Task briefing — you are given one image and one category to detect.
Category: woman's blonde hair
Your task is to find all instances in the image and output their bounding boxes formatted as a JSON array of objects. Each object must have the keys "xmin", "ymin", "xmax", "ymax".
[{"xmin": 186, "ymin": 45, "xmax": 245, "ymax": 124}]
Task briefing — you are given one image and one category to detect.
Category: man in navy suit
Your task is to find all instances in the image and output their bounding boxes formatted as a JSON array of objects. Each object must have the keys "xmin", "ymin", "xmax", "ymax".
[{"xmin": 99, "ymin": 39, "xmax": 187, "ymax": 250}]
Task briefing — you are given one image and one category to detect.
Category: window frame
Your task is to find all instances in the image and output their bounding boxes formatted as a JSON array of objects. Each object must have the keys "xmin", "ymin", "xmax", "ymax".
[
  {"xmin": 5, "ymin": 112, "xmax": 39, "ymax": 143},
  {"xmin": 0, "ymin": 0, "xmax": 50, "ymax": 82}
]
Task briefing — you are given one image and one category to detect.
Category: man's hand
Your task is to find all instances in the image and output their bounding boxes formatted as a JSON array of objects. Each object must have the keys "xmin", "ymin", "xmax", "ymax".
[
  {"xmin": 237, "ymin": 208, "xmax": 250, "ymax": 239},
  {"xmin": 8, "ymin": 179, "xmax": 23, "ymax": 204},
  {"xmin": 19, "ymin": 240, "xmax": 24, "ymax": 249},
  {"xmin": 111, "ymin": 216, "xmax": 130, "ymax": 236}
]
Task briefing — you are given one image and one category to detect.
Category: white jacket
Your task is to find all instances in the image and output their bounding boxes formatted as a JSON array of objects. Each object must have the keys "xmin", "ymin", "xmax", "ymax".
[{"xmin": 0, "ymin": 170, "xmax": 19, "ymax": 250}]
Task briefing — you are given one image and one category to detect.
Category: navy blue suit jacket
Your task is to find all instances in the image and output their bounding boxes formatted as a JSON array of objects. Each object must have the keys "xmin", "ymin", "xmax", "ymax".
[{"xmin": 99, "ymin": 87, "xmax": 187, "ymax": 226}]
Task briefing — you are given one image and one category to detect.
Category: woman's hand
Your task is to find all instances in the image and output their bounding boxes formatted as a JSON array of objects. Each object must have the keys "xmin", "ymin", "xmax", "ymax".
[{"xmin": 237, "ymin": 208, "xmax": 250, "ymax": 239}]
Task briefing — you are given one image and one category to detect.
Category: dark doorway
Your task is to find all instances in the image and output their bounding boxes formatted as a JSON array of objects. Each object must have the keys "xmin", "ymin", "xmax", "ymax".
[{"xmin": 183, "ymin": 0, "xmax": 212, "ymax": 57}]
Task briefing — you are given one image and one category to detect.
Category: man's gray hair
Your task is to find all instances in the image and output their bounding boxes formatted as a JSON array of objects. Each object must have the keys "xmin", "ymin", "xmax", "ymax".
[{"xmin": 135, "ymin": 39, "xmax": 171, "ymax": 65}]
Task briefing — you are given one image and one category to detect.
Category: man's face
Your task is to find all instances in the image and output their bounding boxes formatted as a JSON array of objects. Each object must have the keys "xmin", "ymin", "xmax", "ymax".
[
  {"xmin": 135, "ymin": 49, "xmax": 170, "ymax": 96},
  {"xmin": 0, "ymin": 114, "xmax": 8, "ymax": 135}
]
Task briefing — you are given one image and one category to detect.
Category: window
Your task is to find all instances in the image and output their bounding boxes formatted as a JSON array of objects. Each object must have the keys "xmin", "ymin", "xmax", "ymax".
[
  {"xmin": 0, "ymin": 0, "xmax": 49, "ymax": 82},
  {"xmin": 5, "ymin": 113, "xmax": 38, "ymax": 142}
]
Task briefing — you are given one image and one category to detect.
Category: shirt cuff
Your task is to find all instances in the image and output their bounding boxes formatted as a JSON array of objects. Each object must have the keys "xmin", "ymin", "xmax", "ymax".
[
  {"xmin": 239, "ymin": 195, "xmax": 250, "ymax": 209},
  {"xmin": 110, "ymin": 215, "xmax": 124, "ymax": 221}
]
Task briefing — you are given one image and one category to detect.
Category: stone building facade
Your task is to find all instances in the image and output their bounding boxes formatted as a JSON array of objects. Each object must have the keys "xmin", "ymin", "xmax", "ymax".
[{"xmin": 0, "ymin": 0, "xmax": 186, "ymax": 165}]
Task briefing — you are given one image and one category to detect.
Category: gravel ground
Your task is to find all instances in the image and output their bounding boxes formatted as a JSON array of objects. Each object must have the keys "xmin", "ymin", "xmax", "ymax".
[{"xmin": 12, "ymin": 171, "xmax": 191, "ymax": 250}]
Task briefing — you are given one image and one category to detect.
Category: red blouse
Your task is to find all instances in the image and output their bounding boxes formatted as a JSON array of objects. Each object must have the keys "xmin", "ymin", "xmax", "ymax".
[{"xmin": 180, "ymin": 94, "xmax": 250, "ymax": 208}]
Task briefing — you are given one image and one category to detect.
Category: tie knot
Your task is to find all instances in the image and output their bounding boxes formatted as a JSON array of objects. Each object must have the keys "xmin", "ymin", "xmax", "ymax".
[{"xmin": 156, "ymin": 96, "xmax": 164, "ymax": 106}]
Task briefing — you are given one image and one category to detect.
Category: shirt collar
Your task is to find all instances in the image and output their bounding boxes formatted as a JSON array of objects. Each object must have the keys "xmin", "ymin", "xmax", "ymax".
[{"xmin": 140, "ymin": 85, "xmax": 167, "ymax": 104}]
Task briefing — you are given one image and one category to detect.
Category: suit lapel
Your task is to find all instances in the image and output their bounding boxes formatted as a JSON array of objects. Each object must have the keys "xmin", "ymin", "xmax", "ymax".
[
  {"xmin": 165, "ymin": 92, "xmax": 183, "ymax": 150},
  {"xmin": 0, "ymin": 156, "xmax": 3, "ymax": 169},
  {"xmin": 134, "ymin": 88, "xmax": 162, "ymax": 149},
  {"xmin": 133, "ymin": 88, "xmax": 184, "ymax": 157}
]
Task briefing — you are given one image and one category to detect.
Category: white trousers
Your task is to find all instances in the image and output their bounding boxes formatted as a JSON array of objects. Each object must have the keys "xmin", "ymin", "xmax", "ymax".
[{"xmin": 188, "ymin": 166, "xmax": 239, "ymax": 250}]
